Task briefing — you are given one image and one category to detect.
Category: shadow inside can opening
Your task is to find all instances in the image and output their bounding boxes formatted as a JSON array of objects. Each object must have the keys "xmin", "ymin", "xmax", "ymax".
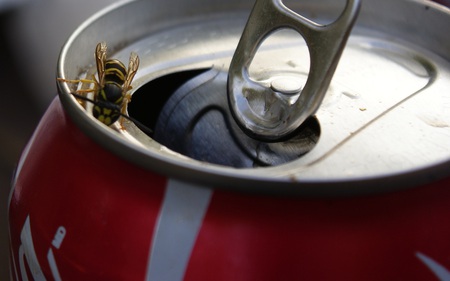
[{"xmin": 129, "ymin": 68, "xmax": 320, "ymax": 168}]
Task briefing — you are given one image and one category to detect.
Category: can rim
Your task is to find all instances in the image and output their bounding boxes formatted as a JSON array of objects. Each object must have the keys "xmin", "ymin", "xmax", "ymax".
[{"xmin": 57, "ymin": 0, "xmax": 450, "ymax": 196}]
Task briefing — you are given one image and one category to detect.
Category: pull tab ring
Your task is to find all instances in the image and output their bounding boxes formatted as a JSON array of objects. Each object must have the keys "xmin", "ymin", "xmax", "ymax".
[{"xmin": 228, "ymin": 0, "xmax": 361, "ymax": 141}]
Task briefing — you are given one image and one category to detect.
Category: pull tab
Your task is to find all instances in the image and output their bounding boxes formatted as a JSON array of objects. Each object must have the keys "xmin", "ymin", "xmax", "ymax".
[{"xmin": 228, "ymin": 0, "xmax": 361, "ymax": 141}]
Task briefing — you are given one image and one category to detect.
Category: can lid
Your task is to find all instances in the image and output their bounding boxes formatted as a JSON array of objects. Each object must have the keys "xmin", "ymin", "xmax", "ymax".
[{"xmin": 57, "ymin": 0, "xmax": 450, "ymax": 195}]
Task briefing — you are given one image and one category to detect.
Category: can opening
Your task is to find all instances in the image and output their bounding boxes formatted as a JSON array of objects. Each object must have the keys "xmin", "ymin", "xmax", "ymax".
[
  {"xmin": 129, "ymin": 68, "xmax": 320, "ymax": 168},
  {"xmin": 128, "ymin": 69, "xmax": 209, "ymax": 133}
]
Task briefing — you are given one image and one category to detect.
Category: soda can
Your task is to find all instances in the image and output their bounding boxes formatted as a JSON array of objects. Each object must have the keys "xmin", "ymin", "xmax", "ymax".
[{"xmin": 8, "ymin": 0, "xmax": 450, "ymax": 280}]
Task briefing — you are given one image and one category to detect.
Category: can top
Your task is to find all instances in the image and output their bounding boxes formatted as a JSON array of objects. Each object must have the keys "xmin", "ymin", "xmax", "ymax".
[{"xmin": 57, "ymin": 0, "xmax": 450, "ymax": 196}]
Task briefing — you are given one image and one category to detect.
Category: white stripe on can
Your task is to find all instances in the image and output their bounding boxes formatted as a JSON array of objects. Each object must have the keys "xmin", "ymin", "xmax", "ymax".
[
  {"xmin": 145, "ymin": 179, "xmax": 213, "ymax": 281},
  {"xmin": 416, "ymin": 252, "xmax": 450, "ymax": 281}
]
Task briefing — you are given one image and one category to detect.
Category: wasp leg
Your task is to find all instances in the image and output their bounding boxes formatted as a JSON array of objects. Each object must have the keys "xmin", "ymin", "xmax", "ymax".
[
  {"xmin": 118, "ymin": 92, "xmax": 133, "ymax": 129},
  {"xmin": 58, "ymin": 75, "xmax": 101, "ymax": 95},
  {"xmin": 74, "ymin": 89, "xmax": 96, "ymax": 94},
  {"xmin": 58, "ymin": 78, "xmax": 97, "ymax": 92},
  {"xmin": 57, "ymin": 78, "xmax": 96, "ymax": 84}
]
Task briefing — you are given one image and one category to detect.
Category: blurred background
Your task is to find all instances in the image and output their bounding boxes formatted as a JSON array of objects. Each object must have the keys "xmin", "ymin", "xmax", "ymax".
[
  {"xmin": 0, "ymin": 0, "xmax": 118, "ymax": 279},
  {"xmin": 0, "ymin": 0, "xmax": 449, "ymax": 280}
]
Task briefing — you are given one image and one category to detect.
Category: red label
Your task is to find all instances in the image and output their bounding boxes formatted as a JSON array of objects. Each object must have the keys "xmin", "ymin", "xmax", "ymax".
[{"xmin": 9, "ymin": 98, "xmax": 450, "ymax": 281}]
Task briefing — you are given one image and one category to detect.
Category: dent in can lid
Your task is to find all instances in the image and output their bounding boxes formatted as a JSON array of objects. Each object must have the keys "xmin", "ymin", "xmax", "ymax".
[{"xmin": 57, "ymin": 0, "xmax": 450, "ymax": 195}]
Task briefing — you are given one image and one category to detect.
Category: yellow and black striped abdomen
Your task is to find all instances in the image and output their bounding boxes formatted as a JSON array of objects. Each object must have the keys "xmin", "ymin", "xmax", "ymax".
[
  {"xmin": 93, "ymin": 82, "xmax": 123, "ymax": 125},
  {"xmin": 105, "ymin": 59, "xmax": 127, "ymax": 85}
]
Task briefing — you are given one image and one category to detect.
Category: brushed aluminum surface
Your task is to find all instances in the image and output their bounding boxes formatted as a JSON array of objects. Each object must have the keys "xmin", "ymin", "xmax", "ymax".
[{"xmin": 57, "ymin": 0, "xmax": 450, "ymax": 195}]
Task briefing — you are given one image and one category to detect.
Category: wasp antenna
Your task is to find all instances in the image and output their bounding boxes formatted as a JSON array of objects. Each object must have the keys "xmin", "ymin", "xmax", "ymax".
[
  {"xmin": 69, "ymin": 92, "xmax": 153, "ymax": 135},
  {"xmin": 119, "ymin": 114, "xmax": 154, "ymax": 135}
]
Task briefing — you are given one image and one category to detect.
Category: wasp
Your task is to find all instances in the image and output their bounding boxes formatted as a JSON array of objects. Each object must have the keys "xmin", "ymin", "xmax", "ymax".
[{"xmin": 58, "ymin": 42, "xmax": 141, "ymax": 129}]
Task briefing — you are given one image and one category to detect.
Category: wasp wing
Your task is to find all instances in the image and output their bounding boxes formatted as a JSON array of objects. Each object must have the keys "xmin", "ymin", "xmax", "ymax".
[
  {"xmin": 123, "ymin": 52, "xmax": 140, "ymax": 93},
  {"xmin": 95, "ymin": 42, "xmax": 108, "ymax": 87}
]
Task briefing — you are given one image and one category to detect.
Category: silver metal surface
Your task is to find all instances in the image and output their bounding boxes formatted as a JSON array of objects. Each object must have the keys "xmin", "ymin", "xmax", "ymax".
[
  {"xmin": 228, "ymin": 0, "xmax": 361, "ymax": 141},
  {"xmin": 57, "ymin": 0, "xmax": 450, "ymax": 195}
]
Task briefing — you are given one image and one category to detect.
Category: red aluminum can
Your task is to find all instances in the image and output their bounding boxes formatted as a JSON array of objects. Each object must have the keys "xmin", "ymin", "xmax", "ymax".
[{"xmin": 8, "ymin": 0, "xmax": 450, "ymax": 280}]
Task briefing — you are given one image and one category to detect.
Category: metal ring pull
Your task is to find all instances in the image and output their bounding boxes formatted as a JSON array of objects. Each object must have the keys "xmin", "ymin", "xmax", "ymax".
[{"xmin": 228, "ymin": 0, "xmax": 361, "ymax": 141}]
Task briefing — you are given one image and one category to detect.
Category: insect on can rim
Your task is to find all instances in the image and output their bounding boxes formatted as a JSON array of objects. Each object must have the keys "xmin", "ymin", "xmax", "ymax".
[
  {"xmin": 10, "ymin": 1, "xmax": 450, "ymax": 281},
  {"xmin": 57, "ymin": 0, "xmax": 450, "ymax": 196}
]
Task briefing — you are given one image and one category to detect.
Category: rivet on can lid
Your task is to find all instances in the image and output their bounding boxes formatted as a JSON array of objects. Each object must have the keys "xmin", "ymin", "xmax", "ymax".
[{"xmin": 270, "ymin": 76, "xmax": 302, "ymax": 95}]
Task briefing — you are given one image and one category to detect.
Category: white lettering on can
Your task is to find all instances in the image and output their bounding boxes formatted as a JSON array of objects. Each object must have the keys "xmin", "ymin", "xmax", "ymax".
[
  {"xmin": 13, "ymin": 215, "xmax": 66, "ymax": 281},
  {"xmin": 47, "ymin": 226, "xmax": 66, "ymax": 281},
  {"xmin": 18, "ymin": 216, "xmax": 46, "ymax": 281},
  {"xmin": 51, "ymin": 227, "xmax": 66, "ymax": 249}
]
